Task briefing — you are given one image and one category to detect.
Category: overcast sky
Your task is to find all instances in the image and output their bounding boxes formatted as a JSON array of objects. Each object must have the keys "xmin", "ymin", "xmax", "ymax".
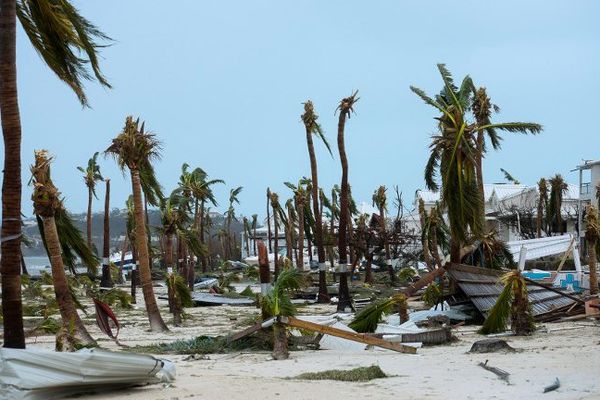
[{"xmin": 5, "ymin": 0, "xmax": 599, "ymax": 219}]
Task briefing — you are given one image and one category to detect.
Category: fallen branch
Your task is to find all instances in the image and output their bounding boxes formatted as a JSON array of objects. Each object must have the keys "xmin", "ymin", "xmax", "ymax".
[
  {"xmin": 544, "ymin": 378, "xmax": 560, "ymax": 393},
  {"xmin": 478, "ymin": 360, "xmax": 510, "ymax": 382}
]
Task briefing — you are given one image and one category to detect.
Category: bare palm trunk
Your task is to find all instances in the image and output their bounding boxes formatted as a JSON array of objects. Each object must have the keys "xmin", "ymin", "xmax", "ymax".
[
  {"xmin": 0, "ymin": 0, "xmax": 25, "ymax": 348},
  {"xmin": 364, "ymin": 250, "xmax": 373, "ymax": 284},
  {"xmin": 131, "ymin": 169, "xmax": 168, "ymax": 332},
  {"xmin": 379, "ymin": 206, "xmax": 395, "ymax": 283},
  {"xmin": 86, "ymin": 187, "xmax": 93, "ymax": 253},
  {"xmin": 42, "ymin": 216, "xmax": 96, "ymax": 346},
  {"xmin": 130, "ymin": 244, "xmax": 137, "ymax": 303},
  {"xmin": 476, "ymin": 131, "xmax": 487, "ymax": 232},
  {"xmin": 336, "ymin": 95, "xmax": 354, "ymax": 313},
  {"xmin": 267, "ymin": 188, "xmax": 273, "ymax": 253},
  {"xmin": 273, "ymin": 211, "xmax": 279, "ymax": 280},
  {"xmin": 101, "ymin": 179, "xmax": 113, "ymax": 287},
  {"xmin": 272, "ymin": 322, "xmax": 289, "ymax": 360},
  {"xmin": 305, "ymin": 129, "xmax": 328, "ymax": 303},
  {"xmin": 253, "ymin": 224, "xmax": 257, "ymax": 256},
  {"xmin": 296, "ymin": 199, "xmax": 305, "ymax": 270},
  {"xmin": 588, "ymin": 238, "xmax": 598, "ymax": 296},
  {"xmin": 285, "ymin": 207, "xmax": 293, "ymax": 263},
  {"xmin": 20, "ymin": 254, "xmax": 28, "ymax": 276}
]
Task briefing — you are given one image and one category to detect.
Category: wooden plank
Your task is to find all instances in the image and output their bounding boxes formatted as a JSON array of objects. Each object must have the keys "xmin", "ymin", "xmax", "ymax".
[
  {"xmin": 281, "ymin": 316, "xmax": 417, "ymax": 354},
  {"xmin": 227, "ymin": 322, "xmax": 263, "ymax": 343}
]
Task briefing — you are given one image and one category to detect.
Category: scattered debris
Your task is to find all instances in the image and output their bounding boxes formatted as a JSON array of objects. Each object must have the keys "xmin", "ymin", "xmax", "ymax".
[
  {"xmin": 469, "ymin": 339, "xmax": 516, "ymax": 353},
  {"xmin": 544, "ymin": 378, "xmax": 560, "ymax": 393},
  {"xmin": 478, "ymin": 360, "xmax": 510, "ymax": 382},
  {"xmin": 293, "ymin": 365, "xmax": 387, "ymax": 382},
  {"xmin": 192, "ymin": 293, "xmax": 255, "ymax": 306},
  {"xmin": 281, "ymin": 316, "xmax": 417, "ymax": 354}
]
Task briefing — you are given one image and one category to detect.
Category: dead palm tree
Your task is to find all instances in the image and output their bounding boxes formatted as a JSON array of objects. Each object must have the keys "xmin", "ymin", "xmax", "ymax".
[
  {"xmin": 471, "ymin": 87, "xmax": 541, "ymax": 228},
  {"xmin": 270, "ymin": 191, "xmax": 281, "ymax": 279},
  {"xmin": 537, "ymin": 178, "xmax": 548, "ymax": 238},
  {"xmin": 77, "ymin": 152, "xmax": 103, "ymax": 252},
  {"xmin": 30, "ymin": 150, "xmax": 96, "ymax": 346},
  {"xmin": 1, "ymin": 0, "xmax": 110, "ymax": 348},
  {"xmin": 336, "ymin": 91, "xmax": 359, "ymax": 312},
  {"xmin": 100, "ymin": 178, "xmax": 113, "ymax": 287},
  {"xmin": 585, "ymin": 205, "xmax": 599, "ymax": 295},
  {"xmin": 251, "ymin": 214, "xmax": 258, "ymax": 256},
  {"xmin": 266, "ymin": 188, "xmax": 273, "ymax": 253},
  {"xmin": 302, "ymin": 100, "xmax": 332, "ymax": 302},
  {"xmin": 106, "ymin": 116, "xmax": 168, "ymax": 332},
  {"xmin": 418, "ymin": 198, "xmax": 433, "ymax": 271}
]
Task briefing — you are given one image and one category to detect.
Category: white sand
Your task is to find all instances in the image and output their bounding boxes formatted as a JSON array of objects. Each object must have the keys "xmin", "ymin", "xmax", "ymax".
[{"xmin": 23, "ymin": 286, "xmax": 600, "ymax": 400}]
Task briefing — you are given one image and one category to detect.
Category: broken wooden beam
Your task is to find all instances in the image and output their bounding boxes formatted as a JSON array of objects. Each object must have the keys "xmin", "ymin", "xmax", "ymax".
[{"xmin": 281, "ymin": 316, "xmax": 417, "ymax": 354}]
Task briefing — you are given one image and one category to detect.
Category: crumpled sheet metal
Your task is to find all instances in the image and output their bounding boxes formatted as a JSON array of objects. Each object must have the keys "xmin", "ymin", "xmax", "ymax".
[{"xmin": 0, "ymin": 347, "xmax": 175, "ymax": 400}]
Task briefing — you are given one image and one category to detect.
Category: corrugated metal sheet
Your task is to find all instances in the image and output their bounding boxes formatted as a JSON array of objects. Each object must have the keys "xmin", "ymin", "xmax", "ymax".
[{"xmin": 448, "ymin": 265, "xmax": 577, "ymax": 319}]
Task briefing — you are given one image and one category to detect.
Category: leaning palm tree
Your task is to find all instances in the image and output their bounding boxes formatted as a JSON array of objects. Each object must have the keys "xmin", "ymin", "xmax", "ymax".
[
  {"xmin": 412, "ymin": 65, "xmax": 482, "ymax": 262},
  {"xmin": 471, "ymin": 87, "xmax": 541, "ymax": 227},
  {"xmin": 586, "ymin": 205, "xmax": 599, "ymax": 296},
  {"xmin": 336, "ymin": 91, "xmax": 359, "ymax": 312},
  {"xmin": 479, "ymin": 270, "xmax": 535, "ymax": 335},
  {"xmin": 77, "ymin": 152, "xmax": 104, "ymax": 252},
  {"xmin": 302, "ymin": 100, "xmax": 332, "ymax": 302},
  {"xmin": 537, "ymin": 178, "xmax": 548, "ymax": 238},
  {"xmin": 548, "ymin": 174, "xmax": 568, "ymax": 235},
  {"xmin": 106, "ymin": 116, "xmax": 168, "ymax": 332},
  {"xmin": 30, "ymin": 150, "xmax": 96, "ymax": 346},
  {"xmin": 1, "ymin": 0, "xmax": 111, "ymax": 348}
]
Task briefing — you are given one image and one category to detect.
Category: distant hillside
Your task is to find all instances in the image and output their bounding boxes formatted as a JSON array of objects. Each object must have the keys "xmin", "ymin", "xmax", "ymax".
[{"xmin": 22, "ymin": 208, "xmax": 243, "ymax": 257}]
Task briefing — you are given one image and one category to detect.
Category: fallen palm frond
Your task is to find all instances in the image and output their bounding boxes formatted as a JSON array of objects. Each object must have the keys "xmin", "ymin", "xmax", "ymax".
[
  {"xmin": 479, "ymin": 270, "xmax": 534, "ymax": 335},
  {"xmin": 422, "ymin": 282, "xmax": 442, "ymax": 308},
  {"xmin": 132, "ymin": 333, "xmax": 272, "ymax": 355},
  {"xmin": 293, "ymin": 365, "xmax": 387, "ymax": 382},
  {"xmin": 166, "ymin": 273, "xmax": 193, "ymax": 308},
  {"xmin": 349, "ymin": 294, "xmax": 408, "ymax": 333}
]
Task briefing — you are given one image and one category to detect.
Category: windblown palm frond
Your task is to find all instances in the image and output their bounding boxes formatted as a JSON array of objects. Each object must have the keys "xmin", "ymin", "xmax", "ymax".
[
  {"xmin": 17, "ymin": 0, "xmax": 111, "ymax": 106},
  {"xmin": 302, "ymin": 100, "xmax": 333, "ymax": 157}
]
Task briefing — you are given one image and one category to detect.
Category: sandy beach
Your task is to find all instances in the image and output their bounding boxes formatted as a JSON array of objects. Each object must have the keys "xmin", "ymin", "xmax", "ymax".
[{"xmin": 20, "ymin": 285, "xmax": 600, "ymax": 400}]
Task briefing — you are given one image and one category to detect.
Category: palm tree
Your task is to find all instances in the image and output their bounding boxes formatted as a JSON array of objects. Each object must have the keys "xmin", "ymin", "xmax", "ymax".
[
  {"xmin": 270, "ymin": 191, "xmax": 281, "ymax": 279},
  {"xmin": 30, "ymin": 150, "xmax": 96, "ymax": 346},
  {"xmin": 251, "ymin": 214, "xmax": 258, "ymax": 256},
  {"xmin": 336, "ymin": 91, "xmax": 359, "ymax": 312},
  {"xmin": 100, "ymin": 178, "xmax": 113, "ymax": 287},
  {"xmin": 178, "ymin": 163, "xmax": 224, "ymax": 271},
  {"xmin": 1, "ymin": 0, "xmax": 110, "ymax": 348},
  {"xmin": 226, "ymin": 186, "xmax": 243, "ymax": 259},
  {"xmin": 548, "ymin": 174, "xmax": 568, "ymax": 235},
  {"xmin": 372, "ymin": 186, "xmax": 395, "ymax": 282},
  {"xmin": 418, "ymin": 198, "xmax": 433, "ymax": 271},
  {"xmin": 480, "ymin": 270, "xmax": 534, "ymax": 335},
  {"xmin": 471, "ymin": 87, "xmax": 541, "ymax": 227},
  {"xmin": 124, "ymin": 195, "xmax": 138, "ymax": 303},
  {"xmin": 77, "ymin": 152, "xmax": 104, "ymax": 251},
  {"xmin": 302, "ymin": 100, "xmax": 332, "ymax": 302},
  {"xmin": 284, "ymin": 198, "xmax": 295, "ymax": 262},
  {"xmin": 106, "ymin": 116, "xmax": 168, "ymax": 332},
  {"xmin": 294, "ymin": 186, "xmax": 308, "ymax": 270},
  {"xmin": 266, "ymin": 188, "xmax": 273, "ymax": 253},
  {"xmin": 412, "ymin": 65, "xmax": 482, "ymax": 262},
  {"xmin": 261, "ymin": 267, "xmax": 304, "ymax": 360},
  {"xmin": 586, "ymin": 205, "xmax": 599, "ymax": 296},
  {"xmin": 537, "ymin": 178, "xmax": 548, "ymax": 238},
  {"xmin": 243, "ymin": 216, "xmax": 251, "ymax": 258}
]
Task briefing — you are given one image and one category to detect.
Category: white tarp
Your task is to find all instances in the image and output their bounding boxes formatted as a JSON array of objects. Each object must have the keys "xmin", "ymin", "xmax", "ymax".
[{"xmin": 0, "ymin": 347, "xmax": 175, "ymax": 400}]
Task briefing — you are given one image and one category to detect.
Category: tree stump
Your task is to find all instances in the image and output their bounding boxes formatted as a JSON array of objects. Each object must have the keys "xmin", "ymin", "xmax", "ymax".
[{"xmin": 469, "ymin": 339, "xmax": 515, "ymax": 353}]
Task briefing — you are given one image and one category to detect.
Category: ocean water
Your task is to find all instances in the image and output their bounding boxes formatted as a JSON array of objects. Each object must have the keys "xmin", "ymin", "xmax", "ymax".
[{"xmin": 23, "ymin": 256, "xmax": 51, "ymax": 276}]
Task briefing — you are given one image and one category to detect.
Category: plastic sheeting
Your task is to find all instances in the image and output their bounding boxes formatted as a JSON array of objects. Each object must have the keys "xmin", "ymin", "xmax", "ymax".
[{"xmin": 0, "ymin": 347, "xmax": 175, "ymax": 400}]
